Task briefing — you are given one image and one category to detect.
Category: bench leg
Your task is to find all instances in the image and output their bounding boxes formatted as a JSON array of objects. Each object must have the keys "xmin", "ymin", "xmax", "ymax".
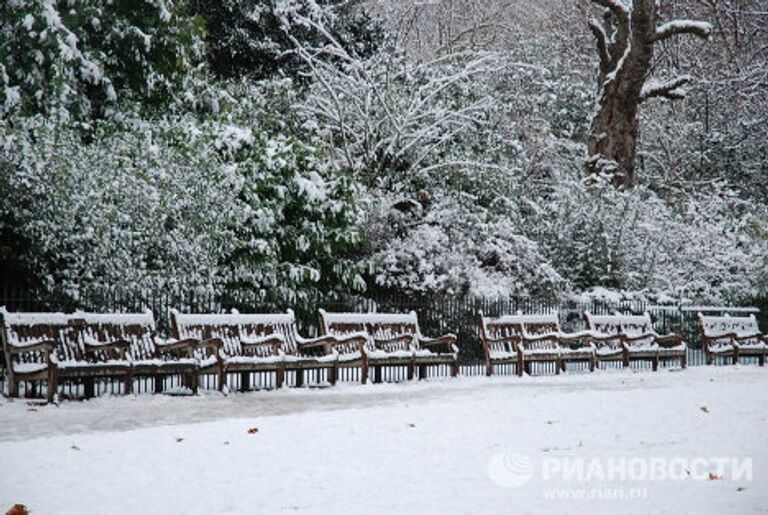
[
  {"xmin": 681, "ymin": 352, "xmax": 687, "ymax": 369},
  {"xmin": 373, "ymin": 365, "xmax": 382, "ymax": 384},
  {"xmin": 418, "ymin": 364, "xmax": 427, "ymax": 380},
  {"xmin": 295, "ymin": 369, "xmax": 305, "ymax": 388},
  {"xmin": 589, "ymin": 357, "xmax": 595, "ymax": 372},
  {"xmin": 733, "ymin": 349, "xmax": 740, "ymax": 365},
  {"xmin": 275, "ymin": 368, "xmax": 285, "ymax": 389},
  {"xmin": 154, "ymin": 375, "xmax": 164, "ymax": 394},
  {"xmin": 83, "ymin": 378, "xmax": 95, "ymax": 399},
  {"xmin": 652, "ymin": 356, "xmax": 659, "ymax": 372},
  {"xmin": 328, "ymin": 365, "xmax": 338, "ymax": 386},
  {"xmin": 47, "ymin": 368, "xmax": 58, "ymax": 403},
  {"xmin": 486, "ymin": 361, "xmax": 493, "ymax": 377},
  {"xmin": 124, "ymin": 373, "xmax": 133, "ymax": 395},
  {"xmin": 555, "ymin": 360, "xmax": 561, "ymax": 375},
  {"xmin": 451, "ymin": 361, "xmax": 459, "ymax": 378},
  {"xmin": 759, "ymin": 353, "xmax": 765, "ymax": 367},
  {"xmin": 360, "ymin": 360, "xmax": 369, "ymax": 385},
  {"xmin": 517, "ymin": 354, "xmax": 524, "ymax": 377},
  {"xmin": 240, "ymin": 371, "xmax": 251, "ymax": 392},
  {"xmin": 218, "ymin": 367, "xmax": 227, "ymax": 392}
]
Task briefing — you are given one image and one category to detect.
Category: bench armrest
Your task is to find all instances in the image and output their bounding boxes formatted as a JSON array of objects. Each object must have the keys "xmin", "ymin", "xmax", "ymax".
[
  {"xmin": 418, "ymin": 334, "xmax": 456, "ymax": 346},
  {"xmin": 299, "ymin": 334, "xmax": 368, "ymax": 355},
  {"xmin": 8, "ymin": 340, "xmax": 56, "ymax": 354},
  {"xmin": 418, "ymin": 334, "xmax": 458, "ymax": 354}
]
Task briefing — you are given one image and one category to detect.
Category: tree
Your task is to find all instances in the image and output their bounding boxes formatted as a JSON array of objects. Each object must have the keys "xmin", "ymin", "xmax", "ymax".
[
  {"xmin": 585, "ymin": 0, "xmax": 711, "ymax": 187},
  {"xmin": 188, "ymin": 0, "xmax": 380, "ymax": 81}
]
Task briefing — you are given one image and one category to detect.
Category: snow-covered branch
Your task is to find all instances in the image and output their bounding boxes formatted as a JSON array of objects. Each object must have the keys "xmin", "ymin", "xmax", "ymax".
[
  {"xmin": 653, "ymin": 20, "xmax": 712, "ymax": 42},
  {"xmin": 588, "ymin": 18, "xmax": 610, "ymax": 71},
  {"xmin": 640, "ymin": 75, "xmax": 693, "ymax": 102},
  {"xmin": 590, "ymin": 0, "xmax": 629, "ymax": 25}
]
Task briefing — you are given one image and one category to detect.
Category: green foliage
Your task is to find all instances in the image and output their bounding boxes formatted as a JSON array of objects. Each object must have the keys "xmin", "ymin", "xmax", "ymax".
[{"xmin": 0, "ymin": 0, "xmax": 205, "ymax": 119}]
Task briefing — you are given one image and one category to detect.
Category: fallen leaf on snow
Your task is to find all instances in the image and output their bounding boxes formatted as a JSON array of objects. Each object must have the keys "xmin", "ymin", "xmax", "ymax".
[
  {"xmin": 175, "ymin": 437, "xmax": 184, "ymax": 443},
  {"xmin": 700, "ymin": 406, "xmax": 710, "ymax": 413},
  {"xmin": 708, "ymin": 473, "xmax": 724, "ymax": 481},
  {"xmin": 247, "ymin": 427, "xmax": 259, "ymax": 434},
  {"xmin": 5, "ymin": 504, "xmax": 29, "ymax": 515}
]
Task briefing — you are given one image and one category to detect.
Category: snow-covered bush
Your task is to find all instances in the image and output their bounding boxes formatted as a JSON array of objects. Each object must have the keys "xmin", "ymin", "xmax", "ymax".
[
  {"xmin": 0, "ymin": 87, "xmax": 364, "ymax": 302},
  {"xmin": 361, "ymin": 190, "xmax": 563, "ymax": 298},
  {"xmin": 526, "ymin": 177, "xmax": 768, "ymax": 303},
  {"xmin": 0, "ymin": 0, "xmax": 205, "ymax": 119}
]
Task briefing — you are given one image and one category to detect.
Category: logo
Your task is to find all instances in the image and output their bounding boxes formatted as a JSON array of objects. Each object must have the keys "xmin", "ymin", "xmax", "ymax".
[{"xmin": 487, "ymin": 451, "xmax": 533, "ymax": 488}]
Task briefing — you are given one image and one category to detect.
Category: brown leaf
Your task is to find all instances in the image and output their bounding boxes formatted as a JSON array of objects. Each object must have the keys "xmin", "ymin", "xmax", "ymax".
[
  {"xmin": 700, "ymin": 406, "xmax": 710, "ymax": 413},
  {"xmin": 5, "ymin": 504, "xmax": 29, "ymax": 515},
  {"xmin": 247, "ymin": 427, "xmax": 259, "ymax": 434},
  {"xmin": 708, "ymin": 473, "xmax": 724, "ymax": 481},
  {"xmin": 408, "ymin": 423, "xmax": 416, "ymax": 428},
  {"xmin": 175, "ymin": 437, "xmax": 184, "ymax": 443}
]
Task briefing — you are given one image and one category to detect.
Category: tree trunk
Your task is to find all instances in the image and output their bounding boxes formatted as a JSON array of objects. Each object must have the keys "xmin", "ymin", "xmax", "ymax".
[{"xmin": 585, "ymin": 0, "xmax": 710, "ymax": 188}]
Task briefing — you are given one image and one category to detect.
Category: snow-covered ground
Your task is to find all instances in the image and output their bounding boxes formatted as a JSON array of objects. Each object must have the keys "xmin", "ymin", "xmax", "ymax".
[{"xmin": 1, "ymin": 367, "xmax": 766, "ymax": 514}]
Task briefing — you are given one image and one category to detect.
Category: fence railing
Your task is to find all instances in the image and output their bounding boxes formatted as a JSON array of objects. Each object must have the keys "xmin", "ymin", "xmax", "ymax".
[{"xmin": 1, "ymin": 285, "xmax": 764, "ymax": 368}]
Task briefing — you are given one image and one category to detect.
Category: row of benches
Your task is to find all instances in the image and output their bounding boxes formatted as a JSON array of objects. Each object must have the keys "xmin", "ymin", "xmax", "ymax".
[
  {"xmin": 0, "ymin": 308, "xmax": 458, "ymax": 401},
  {"xmin": 480, "ymin": 311, "xmax": 766, "ymax": 375},
  {"xmin": 1, "ymin": 307, "xmax": 765, "ymax": 401}
]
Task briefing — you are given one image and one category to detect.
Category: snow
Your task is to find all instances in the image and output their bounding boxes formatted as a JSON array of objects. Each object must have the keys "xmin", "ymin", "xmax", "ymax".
[
  {"xmin": 173, "ymin": 310, "xmax": 295, "ymax": 328},
  {"xmin": 319, "ymin": 310, "xmax": 418, "ymax": 328},
  {"xmin": 1, "ymin": 367, "xmax": 766, "ymax": 514}
]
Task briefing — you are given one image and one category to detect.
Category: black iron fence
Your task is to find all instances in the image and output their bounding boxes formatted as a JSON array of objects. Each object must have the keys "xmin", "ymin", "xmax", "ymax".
[{"xmin": 1, "ymin": 285, "xmax": 764, "ymax": 369}]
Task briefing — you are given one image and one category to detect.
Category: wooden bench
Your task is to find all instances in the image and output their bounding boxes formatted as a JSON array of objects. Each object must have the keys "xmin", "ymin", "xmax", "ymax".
[
  {"xmin": 1, "ymin": 308, "xmax": 65, "ymax": 402},
  {"xmin": 478, "ymin": 312, "xmax": 596, "ymax": 376},
  {"xmin": 585, "ymin": 312, "xmax": 687, "ymax": 370},
  {"xmin": 318, "ymin": 310, "xmax": 458, "ymax": 383},
  {"xmin": 697, "ymin": 313, "xmax": 766, "ymax": 366},
  {"xmin": 171, "ymin": 309, "xmax": 367, "ymax": 389},
  {"xmin": 73, "ymin": 311, "xmax": 210, "ymax": 395},
  {"xmin": 1, "ymin": 308, "xmax": 225, "ymax": 400}
]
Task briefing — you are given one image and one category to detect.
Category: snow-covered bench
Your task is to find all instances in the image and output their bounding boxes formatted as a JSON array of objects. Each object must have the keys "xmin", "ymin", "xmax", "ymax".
[
  {"xmin": 584, "ymin": 312, "xmax": 687, "ymax": 370},
  {"xmin": 1, "ymin": 308, "xmax": 211, "ymax": 400},
  {"xmin": 171, "ymin": 309, "xmax": 367, "ymax": 389},
  {"xmin": 318, "ymin": 310, "xmax": 458, "ymax": 383},
  {"xmin": 477, "ymin": 312, "xmax": 596, "ymax": 376},
  {"xmin": 697, "ymin": 313, "xmax": 766, "ymax": 366},
  {"xmin": 72, "ymin": 311, "xmax": 210, "ymax": 395},
  {"xmin": 1, "ymin": 308, "xmax": 64, "ymax": 402}
]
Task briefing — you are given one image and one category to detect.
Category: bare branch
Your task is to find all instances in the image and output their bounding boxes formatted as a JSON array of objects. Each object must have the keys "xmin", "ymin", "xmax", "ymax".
[
  {"xmin": 653, "ymin": 20, "xmax": 712, "ymax": 42},
  {"xmin": 590, "ymin": 0, "xmax": 629, "ymax": 26},
  {"xmin": 588, "ymin": 18, "xmax": 611, "ymax": 71}
]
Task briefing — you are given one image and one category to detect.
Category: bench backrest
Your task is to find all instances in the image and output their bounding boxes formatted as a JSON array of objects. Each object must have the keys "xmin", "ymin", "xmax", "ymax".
[
  {"xmin": 478, "ymin": 312, "xmax": 560, "ymax": 341},
  {"xmin": 1, "ymin": 308, "xmax": 157, "ymax": 364},
  {"xmin": 478, "ymin": 312, "xmax": 560, "ymax": 353},
  {"xmin": 698, "ymin": 313, "xmax": 760, "ymax": 339},
  {"xmin": 1, "ymin": 308, "xmax": 73, "ymax": 367},
  {"xmin": 584, "ymin": 312, "xmax": 655, "ymax": 338},
  {"xmin": 171, "ymin": 309, "xmax": 299, "ymax": 356},
  {"xmin": 318, "ymin": 310, "xmax": 420, "ymax": 342},
  {"xmin": 70, "ymin": 311, "xmax": 156, "ymax": 361}
]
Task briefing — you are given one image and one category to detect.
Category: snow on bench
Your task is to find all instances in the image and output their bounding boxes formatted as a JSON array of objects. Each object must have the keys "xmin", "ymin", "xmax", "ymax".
[
  {"xmin": 697, "ymin": 313, "xmax": 766, "ymax": 366},
  {"xmin": 318, "ymin": 309, "xmax": 458, "ymax": 383},
  {"xmin": 1, "ymin": 307, "xmax": 63, "ymax": 402},
  {"xmin": 584, "ymin": 312, "xmax": 687, "ymax": 370},
  {"xmin": 477, "ymin": 312, "xmax": 596, "ymax": 376},
  {"xmin": 171, "ymin": 309, "xmax": 367, "ymax": 389},
  {"xmin": 1, "ymin": 308, "xmax": 224, "ymax": 399}
]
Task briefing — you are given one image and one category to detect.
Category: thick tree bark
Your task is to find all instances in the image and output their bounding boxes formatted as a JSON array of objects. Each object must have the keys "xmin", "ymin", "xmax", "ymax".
[{"xmin": 585, "ymin": 0, "xmax": 711, "ymax": 188}]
